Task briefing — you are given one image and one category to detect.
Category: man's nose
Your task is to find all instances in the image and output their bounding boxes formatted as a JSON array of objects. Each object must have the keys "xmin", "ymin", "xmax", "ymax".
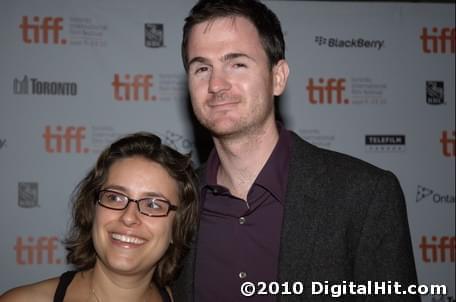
[{"xmin": 208, "ymin": 69, "xmax": 231, "ymax": 94}]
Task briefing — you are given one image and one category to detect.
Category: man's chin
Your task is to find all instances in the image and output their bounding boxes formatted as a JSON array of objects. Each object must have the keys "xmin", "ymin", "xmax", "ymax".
[{"xmin": 207, "ymin": 123, "xmax": 243, "ymax": 139}]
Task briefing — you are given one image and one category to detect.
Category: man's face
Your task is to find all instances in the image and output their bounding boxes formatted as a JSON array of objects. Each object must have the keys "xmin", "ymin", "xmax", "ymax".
[{"xmin": 186, "ymin": 16, "xmax": 287, "ymax": 139}]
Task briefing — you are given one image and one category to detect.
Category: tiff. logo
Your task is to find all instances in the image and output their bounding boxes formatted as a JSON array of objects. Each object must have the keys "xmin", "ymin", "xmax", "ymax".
[
  {"xmin": 306, "ymin": 78, "xmax": 349, "ymax": 104},
  {"xmin": 419, "ymin": 236, "xmax": 455, "ymax": 263},
  {"xmin": 42, "ymin": 126, "xmax": 89, "ymax": 153},
  {"xmin": 440, "ymin": 130, "xmax": 455, "ymax": 157},
  {"xmin": 19, "ymin": 16, "xmax": 67, "ymax": 45},
  {"xmin": 112, "ymin": 74, "xmax": 157, "ymax": 101},
  {"xmin": 14, "ymin": 236, "xmax": 63, "ymax": 265},
  {"xmin": 420, "ymin": 27, "xmax": 455, "ymax": 54}
]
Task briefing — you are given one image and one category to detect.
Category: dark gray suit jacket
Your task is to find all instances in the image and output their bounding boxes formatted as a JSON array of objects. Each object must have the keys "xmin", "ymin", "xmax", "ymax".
[{"xmin": 173, "ymin": 132, "xmax": 419, "ymax": 301}]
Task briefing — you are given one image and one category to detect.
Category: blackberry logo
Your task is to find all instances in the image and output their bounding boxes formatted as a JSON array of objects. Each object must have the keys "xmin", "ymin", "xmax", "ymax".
[
  {"xmin": 145, "ymin": 23, "xmax": 164, "ymax": 48},
  {"xmin": 426, "ymin": 81, "xmax": 445, "ymax": 105},
  {"xmin": 315, "ymin": 36, "xmax": 327, "ymax": 46},
  {"xmin": 314, "ymin": 36, "xmax": 384, "ymax": 50}
]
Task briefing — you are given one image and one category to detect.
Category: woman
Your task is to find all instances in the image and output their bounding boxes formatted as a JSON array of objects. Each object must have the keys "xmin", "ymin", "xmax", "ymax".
[{"xmin": 1, "ymin": 132, "xmax": 198, "ymax": 302}]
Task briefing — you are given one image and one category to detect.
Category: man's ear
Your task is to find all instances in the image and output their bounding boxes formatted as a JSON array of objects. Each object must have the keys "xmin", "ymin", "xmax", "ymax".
[{"xmin": 272, "ymin": 59, "xmax": 290, "ymax": 96}]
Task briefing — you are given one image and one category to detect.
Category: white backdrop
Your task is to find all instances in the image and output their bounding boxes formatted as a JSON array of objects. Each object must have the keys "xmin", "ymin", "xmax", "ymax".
[{"xmin": 1, "ymin": 1, "xmax": 454, "ymax": 301}]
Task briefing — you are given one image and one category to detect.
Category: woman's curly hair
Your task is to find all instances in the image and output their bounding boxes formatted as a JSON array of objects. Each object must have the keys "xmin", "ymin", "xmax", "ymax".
[{"xmin": 64, "ymin": 132, "xmax": 198, "ymax": 287}]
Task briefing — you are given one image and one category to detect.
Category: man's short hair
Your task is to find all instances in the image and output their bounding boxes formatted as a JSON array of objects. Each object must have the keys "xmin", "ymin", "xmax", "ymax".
[{"xmin": 182, "ymin": 0, "xmax": 286, "ymax": 71}]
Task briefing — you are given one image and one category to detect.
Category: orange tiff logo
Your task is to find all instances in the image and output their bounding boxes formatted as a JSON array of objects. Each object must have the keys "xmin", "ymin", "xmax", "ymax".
[
  {"xmin": 19, "ymin": 16, "xmax": 67, "ymax": 45},
  {"xmin": 420, "ymin": 27, "xmax": 455, "ymax": 54},
  {"xmin": 440, "ymin": 130, "xmax": 456, "ymax": 157},
  {"xmin": 419, "ymin": 236, "xmax": 455, "ymax": 263},
  {"xmin": 14, "ymin": 236, "xmax": 64, "ymax": 265},
  {"xmin": 112, "ymin": 73, "xmax": 157, "ymax": 101},
  {"xmin": 42, "ymin": 126, "xmax": 89, "ymax": 154},
  {"xmin": 306, "ymin": 78, "xmax": 349, "ymax": 105}
]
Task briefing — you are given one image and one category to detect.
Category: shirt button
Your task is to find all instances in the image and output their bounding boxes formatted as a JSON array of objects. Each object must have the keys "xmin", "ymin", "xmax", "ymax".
[
  {"xmin": 239, "ymin": 272, "xmax": 247, "ymax": 279},
  {"xmin": 239, "ymin": 217, "xmax": 246, "ymax": 225}
]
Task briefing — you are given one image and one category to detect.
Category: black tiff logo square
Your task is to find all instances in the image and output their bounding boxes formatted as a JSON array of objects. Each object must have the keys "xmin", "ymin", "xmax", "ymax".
[
  {"xmin": 145, "ymin": 23, "xmax": 164, "ymax": 48},
  {"xmin": 426, "ymin": 81, "xmax": 444, "ymax": 105}
]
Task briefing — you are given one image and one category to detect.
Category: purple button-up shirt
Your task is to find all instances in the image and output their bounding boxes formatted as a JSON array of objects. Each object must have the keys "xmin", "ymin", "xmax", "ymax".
[{"xmin": 194, "ymin": 126, "xmax": 292, "ymax": 302}]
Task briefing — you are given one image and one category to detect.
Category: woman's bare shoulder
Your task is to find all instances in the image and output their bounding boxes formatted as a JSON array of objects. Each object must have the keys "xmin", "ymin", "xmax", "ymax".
[{"xmin": 0, "ymin": 277, "xmax": 60, "ymax": 302}]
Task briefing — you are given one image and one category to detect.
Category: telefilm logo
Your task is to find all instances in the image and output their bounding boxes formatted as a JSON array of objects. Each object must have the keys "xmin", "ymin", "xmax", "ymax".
[
  {"xmin": 420, "ymin": 27, "xmax": 455, "ymax": 54},
  {"xmin": 18, "ymin": 182, "xmax": 39, "ymax": 208},
  {"xmin": 440, "ymin": 130, "xmax": 455, "ymax": 157},
  {"xmin": 112, "ymin": 73, "xmax": 157, "ymax": 101},
  {"xmin": 14, "ymin": 235, "xmax": 65, "ymax": 265},
  {"xmin": 426, "ymin": 81, "xmax": 445, "ymax": 105},
  {"xmin": 419, "ymin": 236, "xmax": 455, "ymax": 263},
  {"xmin": 42, "ymin": 125, "xmax": 89, "ymax": 154},
  {"xmin": 145, "ymin": 23, "xmax": 164, "ymax": 48},
  {"xmin": 315, "ymin": 36, "xmax": 384, "ymax": 50},
  {"xmin": 19, "ymin": 16, "xmax": 67, "ymax": 45},
  {"xmin": 306, "ymin": 78, "xmax": 349, "ymax": 104},
  {"xmin": 416, "ymin": 185, "xmax": 455, "ymax": 204},
  {"xmin": 365, "ymin": 135, "xmax": 406, "ymax": 152},
  {"xmin": 13, "ymin": 75, "xmax": 77, "ymax": 96}
]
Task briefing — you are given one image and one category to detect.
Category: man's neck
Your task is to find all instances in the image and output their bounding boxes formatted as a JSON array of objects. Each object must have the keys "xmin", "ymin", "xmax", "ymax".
[{"xmin": 213, "ymin": 121, "xmax": 279, "ymax": 200}]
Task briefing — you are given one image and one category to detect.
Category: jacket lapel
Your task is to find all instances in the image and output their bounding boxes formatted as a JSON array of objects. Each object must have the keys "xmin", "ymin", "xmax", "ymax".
[{"xmin": 278, "ymin": 133, "xmax": 328, "ymax": 287}]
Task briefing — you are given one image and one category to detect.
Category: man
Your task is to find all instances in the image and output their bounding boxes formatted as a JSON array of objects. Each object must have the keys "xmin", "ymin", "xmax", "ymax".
[{"xmin": 174, "ymin": 0, "xmax": 419, "ymax": 301}]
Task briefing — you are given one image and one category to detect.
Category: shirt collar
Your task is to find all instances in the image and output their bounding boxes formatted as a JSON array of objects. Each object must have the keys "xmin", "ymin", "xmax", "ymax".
[{"xmin": 202, "ymin": 123, "xmax": 292, "ymax": 204}]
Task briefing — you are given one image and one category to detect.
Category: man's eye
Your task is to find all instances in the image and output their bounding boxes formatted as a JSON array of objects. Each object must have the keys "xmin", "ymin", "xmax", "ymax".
[
  {"xmin": 194, "ymin": 66, "xmax": 209, "ymax": 74},
  {"xmin": 233, "ymin": 63, "xmax": 247, "ymax": 68}
]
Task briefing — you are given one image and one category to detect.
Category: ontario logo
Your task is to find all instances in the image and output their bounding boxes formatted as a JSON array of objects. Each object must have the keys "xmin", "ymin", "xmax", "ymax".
[{"xmin": 416, "ymin": 185, "xmax": 455, "ymax": 204}]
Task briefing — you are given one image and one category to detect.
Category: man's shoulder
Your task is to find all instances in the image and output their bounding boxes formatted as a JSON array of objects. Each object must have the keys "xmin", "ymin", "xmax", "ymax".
[
  {"xmin": 288, "ymin": 131, "xmax": 397, "ymax": 191},
  {"xmin": 290, "ymin": 131, "xmax": 389, "ymax": 176}
]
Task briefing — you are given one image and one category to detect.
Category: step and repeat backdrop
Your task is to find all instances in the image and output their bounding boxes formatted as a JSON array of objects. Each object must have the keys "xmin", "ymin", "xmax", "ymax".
[{"xmin": 1, "ymin": 0, "xmax": 454, "ymax": 300}]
